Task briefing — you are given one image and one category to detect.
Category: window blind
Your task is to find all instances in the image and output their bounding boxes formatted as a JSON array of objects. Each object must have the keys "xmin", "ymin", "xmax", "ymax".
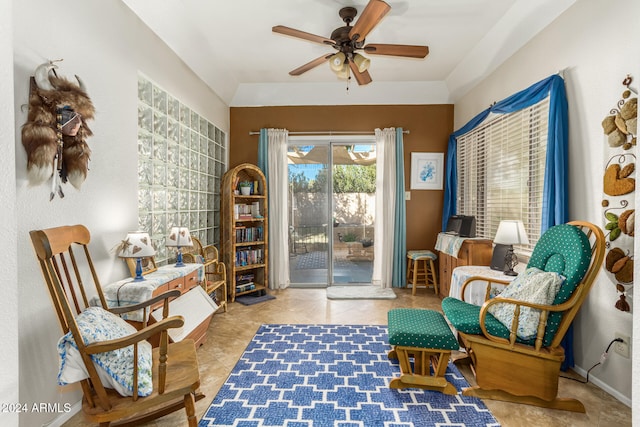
[{"xmin": 456, "ymin": 97, "xmax": 550, "ymax": 254}]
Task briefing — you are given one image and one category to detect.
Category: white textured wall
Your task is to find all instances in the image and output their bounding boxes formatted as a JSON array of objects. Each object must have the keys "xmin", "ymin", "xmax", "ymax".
[
  {"xmin": 0, "ymin": 0, "xmax": 19, "ymax": 426},
  {"xmin": 452, "ymin": 0, "xmax": 638, "ymax": 405},
  {"xmin": 13, "ymin": 1, "xmax": 229, "ymax": 426}
]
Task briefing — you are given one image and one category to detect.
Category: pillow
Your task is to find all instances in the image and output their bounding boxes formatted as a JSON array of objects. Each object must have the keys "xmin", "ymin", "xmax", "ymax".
[
  {"xmin": 57, "ymin": 306, "xmax": 153, "ymax": 397},
  {"xmin": 487, "ymin": 267, "xmax": 564, "ymax": 340}
]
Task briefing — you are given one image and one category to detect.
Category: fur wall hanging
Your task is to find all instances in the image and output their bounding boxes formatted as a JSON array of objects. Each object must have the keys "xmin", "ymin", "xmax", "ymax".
[
  {"xmin": 21, "ymin": 59, "xmax": 95, "ymax": 200},
  {"xmin": 602, "ymin": 75, "xmax": 637, "ymax": 312}
]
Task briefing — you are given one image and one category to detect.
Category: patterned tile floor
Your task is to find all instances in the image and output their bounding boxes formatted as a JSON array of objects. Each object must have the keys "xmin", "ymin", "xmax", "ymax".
[{"xmin": 62, "ymin": 288, "xmax": 631, "ymax": 427}]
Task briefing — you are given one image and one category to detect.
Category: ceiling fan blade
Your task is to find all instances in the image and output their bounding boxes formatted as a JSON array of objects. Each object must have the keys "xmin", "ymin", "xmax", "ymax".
[
  {"xmin": 349, "ymin": 0, "xmax": 391, "ymax": 42},
  {"xmin": 273, "ymin": 25, "xmax": 335, "ymax": 46},
  {"xmin": 289, "ymin": 54, "xmax": 334, "ymax": 76},
  {"xmin": 349, "ymin": 61, "xmax": 372, "ymax": 85},
  {"xmin": 363, "ymin": 43, "xmax": 429, "ymax": 58}
]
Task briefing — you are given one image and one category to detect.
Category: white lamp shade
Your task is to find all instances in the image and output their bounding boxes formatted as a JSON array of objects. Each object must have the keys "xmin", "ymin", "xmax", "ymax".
[
  {"xmin": 166, "ymin": 226, "xmax": 193, "ymax": 247},
  {"xmin": 494, "ymin": 220, "xmax": 530, "ymax": 245},
  {"xmin": 117, "ymin": 231, "xmax": 155, "ymax": 258},
  {"xmin": 353, "ymin": 53, "xmax": 370, "ymax": 73},
  {"xmin": 329, "ymin": 52, "xmax": 346, "ymax": 72}
]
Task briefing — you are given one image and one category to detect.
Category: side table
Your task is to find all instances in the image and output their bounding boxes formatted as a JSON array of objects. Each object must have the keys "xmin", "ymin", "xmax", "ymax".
[
  {"xmin": 448, "ymin": 265, "xmax": 517, "ymax": 305},
  {"xmin": 102, "ymin": 263, "xmax": 217, "ymax": 347}
]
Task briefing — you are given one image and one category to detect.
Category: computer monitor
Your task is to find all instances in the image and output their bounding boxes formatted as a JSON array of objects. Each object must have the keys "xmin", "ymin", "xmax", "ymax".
[{"xmin": 445, "ymin": 215, "xmax": 476, "ymax": 237}]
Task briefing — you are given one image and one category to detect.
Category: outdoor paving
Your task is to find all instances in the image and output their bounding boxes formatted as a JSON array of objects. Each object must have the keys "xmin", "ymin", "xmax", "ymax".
[{"xmin": 289, "ymin": 250, "xmax": 373, "ymax": 284}]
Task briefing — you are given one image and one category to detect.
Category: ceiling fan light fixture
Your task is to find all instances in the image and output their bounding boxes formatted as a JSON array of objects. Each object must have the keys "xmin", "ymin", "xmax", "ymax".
[
  {"xmin": 335, "ymin": 62, "xmax": 350, "ymax": 80},
  {"xmin": 329, "ymin": 52, "xmax": 346, "ymax": 72},
  {"xmin": 353, "ymin": 53, "xmax": 370, "ymax": 72}
]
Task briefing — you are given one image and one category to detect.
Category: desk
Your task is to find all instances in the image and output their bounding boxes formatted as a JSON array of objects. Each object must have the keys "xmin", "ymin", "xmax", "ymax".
[
  {"xmin": 449, "ymin": 265, "xmax": 516, "ymax": 306},
  {"xmin": 435, "ymin": 233, "xmax": 493, "ymax": 298},
  {"xmin": 102, "ymin": 263, "xmax": 217, "ymax": 347},
  {"xmin": 103, "ymin": 263, "xmax": 204, "ymax": 321}
]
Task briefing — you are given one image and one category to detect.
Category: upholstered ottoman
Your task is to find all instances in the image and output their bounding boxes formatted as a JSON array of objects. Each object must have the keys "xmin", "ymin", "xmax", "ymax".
[{"xmin": 387, "ymin": 308, "xmax": 459, "ymax": 394}]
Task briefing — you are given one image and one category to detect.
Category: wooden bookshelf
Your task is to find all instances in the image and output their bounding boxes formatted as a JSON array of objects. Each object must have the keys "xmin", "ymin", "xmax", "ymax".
[{"xmin": 221, "ymin": 163, "xmax": 269, "ymax": 302}]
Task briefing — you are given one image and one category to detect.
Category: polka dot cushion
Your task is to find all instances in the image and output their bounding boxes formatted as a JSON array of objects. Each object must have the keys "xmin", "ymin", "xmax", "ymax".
[
  {"xmin": 441, "ymin": 297, "xmax": 510, "ymax": 340},
  {"xmin": 407, "ymin": 250, "xmax": 437, "ymax": 260},
  {"xmin": 388, "ymin": 308, "xmax": 459, "ymax": 350},
  {"xmin": 528, "ymin": 224, "xmax": 591, "ymax": 302},
  {"xmin": 527, "ymin": 224, "xmax": 591, "ymax": 346}
]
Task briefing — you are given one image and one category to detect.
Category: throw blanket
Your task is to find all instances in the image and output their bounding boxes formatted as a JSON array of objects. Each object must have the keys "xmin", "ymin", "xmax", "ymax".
[
  {"xmin": 101, "ymin": 263, "xmax": 203, "ymax": 321},
  {"xmin": 488, "ymin": 267, "xmax": 564, "ymax": 340}
]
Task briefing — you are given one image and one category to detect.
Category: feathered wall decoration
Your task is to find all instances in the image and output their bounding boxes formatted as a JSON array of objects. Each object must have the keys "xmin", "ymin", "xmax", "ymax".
[{"xmin": 21, "ymin": 60, "xmax": 95, "ymax": 199}]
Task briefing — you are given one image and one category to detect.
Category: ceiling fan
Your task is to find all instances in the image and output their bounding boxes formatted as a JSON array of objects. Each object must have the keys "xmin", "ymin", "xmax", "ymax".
[{"xmin": 272, "ymin": 0, "xmax": 429, "ymax": 86}]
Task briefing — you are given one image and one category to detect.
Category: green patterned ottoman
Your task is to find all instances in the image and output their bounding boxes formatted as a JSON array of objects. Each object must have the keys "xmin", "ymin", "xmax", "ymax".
[{"xmin": 387, "ymin": 308, "xmax": 459, "ymax": 394}]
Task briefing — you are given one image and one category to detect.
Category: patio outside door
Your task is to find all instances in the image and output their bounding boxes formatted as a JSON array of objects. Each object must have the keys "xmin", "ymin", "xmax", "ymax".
[{"xmin": 287, "ymin": 140, "xmax": 375, "ymax": 287}]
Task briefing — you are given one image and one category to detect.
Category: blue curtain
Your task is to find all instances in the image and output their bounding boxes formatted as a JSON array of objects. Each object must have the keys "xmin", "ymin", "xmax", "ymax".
[
  {"xmin": 441, "ymin": 74, "xmax": 571, "ymax": 368},
  {"xmin": 442, "ymin": 74, "xmax": 568, "ymax": 231},
  {"xmin": 257, "ymin": 128, "xmax": 269, "ymax": 183},
  {"xmin": 392, "ymin": 128, "xmax": 407, "ymax": 287},
  {"xmin": 442, "ymin": 110, "xmax": 491, "ymax": 230}
]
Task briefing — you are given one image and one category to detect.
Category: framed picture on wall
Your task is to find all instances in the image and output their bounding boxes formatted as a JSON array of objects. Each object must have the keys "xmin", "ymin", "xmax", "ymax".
[{"xmin": 410, "ymin": 152, "xmax": 444, "ymax": 190}]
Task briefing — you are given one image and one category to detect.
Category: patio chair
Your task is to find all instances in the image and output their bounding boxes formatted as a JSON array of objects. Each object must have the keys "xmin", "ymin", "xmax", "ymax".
[{"xmin": 441, "ymin": 221, "xmax": 605, "ymax": 412}]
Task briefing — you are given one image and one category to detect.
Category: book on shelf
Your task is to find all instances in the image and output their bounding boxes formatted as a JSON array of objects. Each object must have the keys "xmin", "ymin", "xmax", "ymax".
[
  {"xmin": 235, "ymin": 225, "xmax": 264, "ymax": 243},
  {"xmin": 236, "ymin": 283, "xmax": 256, "ymax": 293},
  {"xmin": 236, "ymin": 273, "xmax": 254, "ymax": 284},
  {"xmin": 235, "ymin": 247, "xmax": 263, "ymax": 266},
  {"xmin": 234, "ymin": 203, "xmax": 255, "ymax": 220},
  {"xmin": 208, "ymin": 291, "xmax": 219, "ymax": 304}
]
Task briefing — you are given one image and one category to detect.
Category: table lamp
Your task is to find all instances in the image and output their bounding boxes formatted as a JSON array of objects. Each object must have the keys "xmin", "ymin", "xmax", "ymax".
[
  {"xmin": 493, "ymin": 220, "xmax": 529, "ymax": 276},
  {"xmin": 117, "ymin": 231, "xmax": 156, "ymax": 281},
  {"xmin": 166, "ymin": 226, "xmax": 193, "ymax": 267}
]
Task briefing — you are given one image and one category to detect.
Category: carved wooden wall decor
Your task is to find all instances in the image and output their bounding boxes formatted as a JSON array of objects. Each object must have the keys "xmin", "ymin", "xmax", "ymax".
[{"xmin": 602, "ymin": 75, "xmax": 637, "ymax": 312}]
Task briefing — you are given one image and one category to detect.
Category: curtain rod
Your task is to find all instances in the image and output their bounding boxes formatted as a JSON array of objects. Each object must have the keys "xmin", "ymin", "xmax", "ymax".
[{"xmin": 248, "ymin": 130, "xmax": 410, "ymax": 136}]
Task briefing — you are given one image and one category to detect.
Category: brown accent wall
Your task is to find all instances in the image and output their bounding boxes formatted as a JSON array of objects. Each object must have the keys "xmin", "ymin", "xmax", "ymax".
[{"xmin": 229, "ymin": 104, "xmax": 453, "ymax": 251}]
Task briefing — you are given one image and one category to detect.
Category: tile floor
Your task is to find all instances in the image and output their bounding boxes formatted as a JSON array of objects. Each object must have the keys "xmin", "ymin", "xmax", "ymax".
[{"xmin": 63, "ymin": 287, "xmax": 631, "ymax": 427}]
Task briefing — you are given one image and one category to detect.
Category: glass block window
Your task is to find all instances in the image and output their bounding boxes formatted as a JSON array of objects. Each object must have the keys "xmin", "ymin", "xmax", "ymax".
[{"xmin": 137, "ymin": 74, "xmax": 226, "ymax": 265}]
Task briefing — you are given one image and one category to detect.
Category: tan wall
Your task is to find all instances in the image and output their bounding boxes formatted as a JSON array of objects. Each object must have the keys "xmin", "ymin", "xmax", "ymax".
[{"xmin": 229, "ymin": 105, "xmax": 453, "ymax": 251}]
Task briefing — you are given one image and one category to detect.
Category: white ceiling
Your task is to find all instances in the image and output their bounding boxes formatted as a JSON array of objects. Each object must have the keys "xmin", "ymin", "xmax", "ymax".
[{"xmin": 122, "ymin": 0, "xmax": 576, "ymax": 106}]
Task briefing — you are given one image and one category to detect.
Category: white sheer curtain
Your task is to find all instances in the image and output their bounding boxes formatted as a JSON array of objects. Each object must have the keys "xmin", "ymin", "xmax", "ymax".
[
  {"xmin": 266, "ymin": 129, "xmax": 290, "ymax": 290},
  {"xmin": 372, "ymin": 128, "xmax": 397, "ymax": 288}
]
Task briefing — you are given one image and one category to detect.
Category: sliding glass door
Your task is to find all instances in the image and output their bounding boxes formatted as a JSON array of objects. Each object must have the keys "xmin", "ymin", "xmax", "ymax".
[
  {"xmin": 287, "ymin": 138, "xmax": 375, "ymax": 287},
  {"xmin": 288, "ymin": 144, "xmax": 330, "ymax": 286}
]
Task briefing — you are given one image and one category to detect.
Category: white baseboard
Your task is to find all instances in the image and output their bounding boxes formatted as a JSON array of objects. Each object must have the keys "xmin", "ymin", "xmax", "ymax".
[
  {"xmin": 571, "ymin": 365, "xmax": 631, "ymax": 407},
  {"xmin": 41, "ymin": 401, "xmax": 81, "ymax": 427}
]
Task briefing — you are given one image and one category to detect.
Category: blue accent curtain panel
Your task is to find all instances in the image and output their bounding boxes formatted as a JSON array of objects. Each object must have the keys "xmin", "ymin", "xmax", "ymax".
[{"xmin": 199, "ymin": 324, "xmax": 499, "ymax": 427}]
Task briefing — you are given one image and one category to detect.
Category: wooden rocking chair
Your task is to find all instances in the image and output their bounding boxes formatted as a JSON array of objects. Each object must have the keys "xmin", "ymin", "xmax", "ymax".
[
  {"xmin": 30, "ymin": 224, "xmax": 203, "ymax": 426},
  {"xmin": 442, "ymin": 221, "xmax": 605, "ymax": 412}
]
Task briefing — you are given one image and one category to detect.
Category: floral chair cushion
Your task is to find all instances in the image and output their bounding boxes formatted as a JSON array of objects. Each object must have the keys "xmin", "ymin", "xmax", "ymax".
[
  {"xmin": 487, "ymin": 267, "xmax": 564, "ymax": 340},
  {"xmin": 57, "ymin": 306, "xmax": 153, "ymax": 397}
]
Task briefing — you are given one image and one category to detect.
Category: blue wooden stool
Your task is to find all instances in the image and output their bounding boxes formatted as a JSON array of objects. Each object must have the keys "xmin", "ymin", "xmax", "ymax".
[{"xmin": 406, "ymin": 250, "xmax": 438, "ymax": 295}]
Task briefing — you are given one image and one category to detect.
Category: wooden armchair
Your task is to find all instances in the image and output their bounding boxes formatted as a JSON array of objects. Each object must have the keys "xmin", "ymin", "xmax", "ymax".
[
  {"xmin": 30, "ymin": 225, "xmax": 202, "ymax": 426},
  {"xmin": 442, "ymin": 221, "xmax": 605, "ymax": 412}
]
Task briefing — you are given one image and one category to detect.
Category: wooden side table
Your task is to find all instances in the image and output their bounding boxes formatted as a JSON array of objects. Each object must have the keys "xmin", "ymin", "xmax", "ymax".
[
  {"xmin": 102, "ymin": 263, "xmax": 217, "ymax": 347},
  {"xmin": 435, "ymin": 233, "xmax": 493, "ymax": 298}
]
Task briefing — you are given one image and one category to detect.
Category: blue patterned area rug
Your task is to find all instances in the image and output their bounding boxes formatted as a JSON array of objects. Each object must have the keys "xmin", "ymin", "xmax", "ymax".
[{"xmin": 199, "ymin": 324, "xmax": 500, "ymax": 427}]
